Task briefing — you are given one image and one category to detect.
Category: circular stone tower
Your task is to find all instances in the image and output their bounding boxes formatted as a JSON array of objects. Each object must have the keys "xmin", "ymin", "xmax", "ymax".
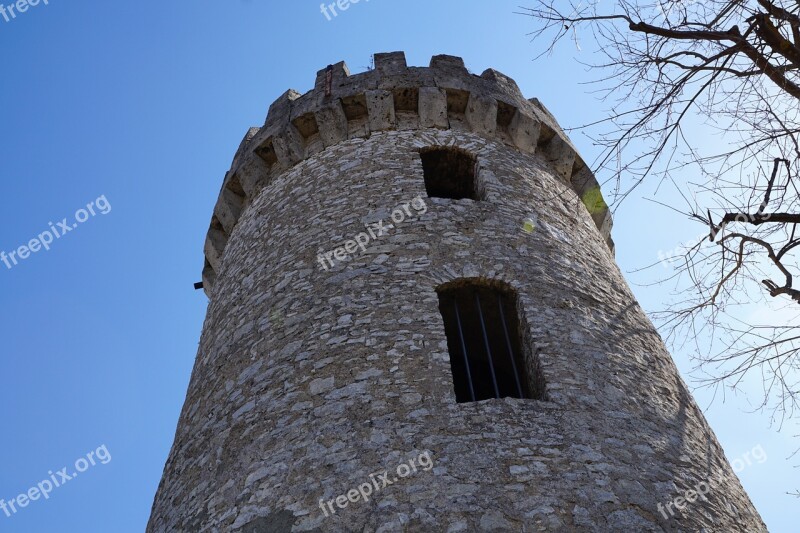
[{"xmin": 148, "ymin": 53, "xmax": 766, "ymax": 532}]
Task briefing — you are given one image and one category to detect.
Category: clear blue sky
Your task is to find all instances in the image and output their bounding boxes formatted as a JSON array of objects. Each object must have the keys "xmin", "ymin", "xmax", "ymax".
[{"xmin": 0, "ymin": 1, "xmax": 795, "ymax": 531}]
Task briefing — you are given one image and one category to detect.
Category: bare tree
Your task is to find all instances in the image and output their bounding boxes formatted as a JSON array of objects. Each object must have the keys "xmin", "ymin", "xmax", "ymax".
[{"xmin": 522, "ymin": 0, "xmax": 800, "ymax": 462}]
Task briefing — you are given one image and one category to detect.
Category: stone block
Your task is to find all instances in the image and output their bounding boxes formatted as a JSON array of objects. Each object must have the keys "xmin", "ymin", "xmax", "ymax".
[
  {"xmin": 542, "ymin": 134, "xmax": 576, "ymax": 181},
  {"xmin": 465, "ymin": 93, "xmax": 497, "ymax": 136},
  {"xmin": 365, "ymin": 90, "xmax": 396, "ymax": 131},
  {"xmin": 272, "ymin": 123, "xmax": 305, "ymax": 167},
  {"xmin": 508, "ymin": 111, "xmax": 541, "ymax": 154},
  {"xmin": 419, "ymin": 87, "xmax": 448, "ymax": 129},
  {"xmin": 374, "ymin": 52, "xmax": 407, "ymax": 75},
  {"xmin": 204, "ymin": 227, "xmax": 229, "ymax": 272},
  {"xmin": 214, "ymin": 188, "xmax": 245, "ymax": 234},
  {"xmin": 315, "ymin": 101, "xmax": 349, "ymax": 147}
]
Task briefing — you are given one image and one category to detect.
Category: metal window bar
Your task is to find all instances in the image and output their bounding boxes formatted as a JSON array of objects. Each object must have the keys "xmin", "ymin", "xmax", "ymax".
[
  {"xmin": 475, "ymin": 291, "xmax": 501, "ymax": 399},
  {"xmin": 453, "ymin": 298, "xmax": 476, "ymax": 402},
  {"xmin": 497, "ymin": 293, "xmax": 524, "ymax": 398}
]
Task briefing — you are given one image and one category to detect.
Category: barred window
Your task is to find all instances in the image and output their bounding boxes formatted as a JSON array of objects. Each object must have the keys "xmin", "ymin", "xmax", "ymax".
[{"xmin": 436, "ymin": 281, "xmax": 533, "ymax": 403}]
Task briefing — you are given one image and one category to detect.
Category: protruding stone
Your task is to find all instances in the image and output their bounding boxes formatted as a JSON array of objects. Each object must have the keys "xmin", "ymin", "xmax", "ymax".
[
  {"xmin": 374, "ymin": 52, "xmax": 407, "ymax": 75},
  {"xmin": 214, "ymin": 188, "xmax": 245, "ymax": 234},
  {"xmin": 272, "ymin": 124, "xmax": 305, "ymax": 167},
  {"xmin": 542, "ymin": 134, "xmax": 576, "ymax": 181},
  {"xmin": 581, "ymin": 184, "xmax": 610, "ymax": 234},
  {"xmin": 315, "ymin": 101, "xmax": 349, "ymax": 147},
  {"xmin": 508, "ymin": 111, "xmax": 541, "ymax": 154},
  {"xmin": 236, "ymin": 156, "xmax": 272, "ymax": 198},
  {"xmin": 419, "ymin": 87, "xmax": 449, "ymax": 129},
  {"xmin": 201, "ymin": 261, "xmax": 216, "ymax": 298},
  {"xmin": 204, "ymin": 227, "xmax": 229, "ymax": 272},
  {"xmin": 465, "ymin": 93, "xmax": 497, "ymax": 136},
  {"xmin": 365, "ymin": 90, "xmax": 396, "ymax": 131}
]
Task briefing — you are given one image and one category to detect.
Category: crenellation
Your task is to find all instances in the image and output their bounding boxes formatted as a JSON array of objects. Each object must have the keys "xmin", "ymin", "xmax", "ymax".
[
  {"xmin": 480, "ymin": 68, "xmax": 524, "ymax": 99},
  {"xmin": 377, "ymin": 66, "xmax": 436, "ymax": 95},
  {"xmin": 232, "ymin": 127, "xmax": 261, "ymax": 164},
  {"xmin": 264, "ymin": 89, "xmax": 302, "ymax": 131},
  {"xmin": 313, "ymin": 61, "xmax": 351, "ymax": 95},
  {"xmin": 373, "ymin": 51, "xmax": 407, "ymax": 75},
  {"xmin": 201, "ymin": 53, "xmax": 616, "ymax": 297},
  {"xmin": 429, "ymin": 53, "xmax": 468, "ymax": 72}
]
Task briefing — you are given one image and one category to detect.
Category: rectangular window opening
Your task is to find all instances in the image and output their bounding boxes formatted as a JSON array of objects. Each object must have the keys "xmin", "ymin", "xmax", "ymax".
[
  {"xmin": 437, "ymin": 281, "xmax": 534, "ymax": 403},
  {"xmin": 420, "ymin": 147, "xmax": 479, "ymax": 200}
]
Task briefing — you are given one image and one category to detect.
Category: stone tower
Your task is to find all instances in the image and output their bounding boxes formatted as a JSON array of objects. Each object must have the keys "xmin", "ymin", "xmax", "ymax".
[{"xmin": 148, "ymin": 52, "xmax": 767, "ymax": 532}]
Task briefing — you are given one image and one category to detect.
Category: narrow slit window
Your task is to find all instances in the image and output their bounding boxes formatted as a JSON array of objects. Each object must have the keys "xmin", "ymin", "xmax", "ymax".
[
  {"xmin": 436, "ymin": 281, "xmax": 531, "ymax": 403},
  {"xmin": 420, "ymin": 147, "xmax": 479, "ymax": 200}
]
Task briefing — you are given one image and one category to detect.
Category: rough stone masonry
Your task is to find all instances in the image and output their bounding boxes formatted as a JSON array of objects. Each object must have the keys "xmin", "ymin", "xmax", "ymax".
[{"xmin": 147, "ymin": 52, "xmax": 767, "ymax": 532}]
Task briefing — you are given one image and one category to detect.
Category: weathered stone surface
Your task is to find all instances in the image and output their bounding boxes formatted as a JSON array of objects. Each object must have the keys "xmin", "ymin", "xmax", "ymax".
[
  {"xmin": 508, "ymin": 110, "xmax": 540, "ymax": 154},
  {"xmin": 315, "ymin": 102, "xmax": 349, "ymax": 148},
  {"xmin": 465, "ymin": 93, "xmax": 498, "ymax": 136},
  {"xmin": 418, "ymin": 87, "xmax": 448, "ymax": 129},
  {"xmin": 541, "ymin": 134, "xmax": 576, "ymax": 182},
  {"xmin": 150, "ymin": 54, "xmax": 767, "ymax": 533},
  {"xmin": 214, "ymin": 188, "xmax": 245, "ymax": 234},
  {"xmin": 235, "ymin": 156, "xmax": 271, "ymax": 199},
  {"xmin": 374, "ymin": 51, "xmax": 407, "ymax": 75},
  {"xmin": 365, "ymin": 90, "xmax": 396, "ymax": 131},
  {"xmin": 203, "ymin": 227, "xmax": 227, "ymax": 272}
]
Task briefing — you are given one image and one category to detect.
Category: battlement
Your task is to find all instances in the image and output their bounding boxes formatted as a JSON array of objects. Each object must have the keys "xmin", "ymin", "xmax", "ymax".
[{"xmin": 201, "ymin": 52, "xmax": 612, "ymax": 296}]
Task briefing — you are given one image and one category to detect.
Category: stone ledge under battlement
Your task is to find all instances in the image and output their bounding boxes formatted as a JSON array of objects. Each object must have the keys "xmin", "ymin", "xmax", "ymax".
[{"xmin": 200, "ymin": 52, "xmax": 613, "ymax": 297}]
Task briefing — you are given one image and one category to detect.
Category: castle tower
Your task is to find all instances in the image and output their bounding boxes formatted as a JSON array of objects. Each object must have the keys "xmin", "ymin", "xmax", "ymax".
[{"xmin": 148, "ymin": 53, "xmax": 766, "ymax": 532}]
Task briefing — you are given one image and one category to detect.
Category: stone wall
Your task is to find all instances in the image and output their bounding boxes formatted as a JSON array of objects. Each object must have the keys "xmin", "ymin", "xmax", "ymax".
[{"xmin": 148, "ymin": 53, "xmax": 767, "ymax": 532}]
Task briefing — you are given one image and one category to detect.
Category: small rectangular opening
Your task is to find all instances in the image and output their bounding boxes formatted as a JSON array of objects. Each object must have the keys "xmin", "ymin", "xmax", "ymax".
[
  {"xmin": 437, "ymin": 281, "xmax": 534, "ymax": 403},
  {"xmin": 420, "ymin": 147, "xmax": 479, "ymax": 200}
]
